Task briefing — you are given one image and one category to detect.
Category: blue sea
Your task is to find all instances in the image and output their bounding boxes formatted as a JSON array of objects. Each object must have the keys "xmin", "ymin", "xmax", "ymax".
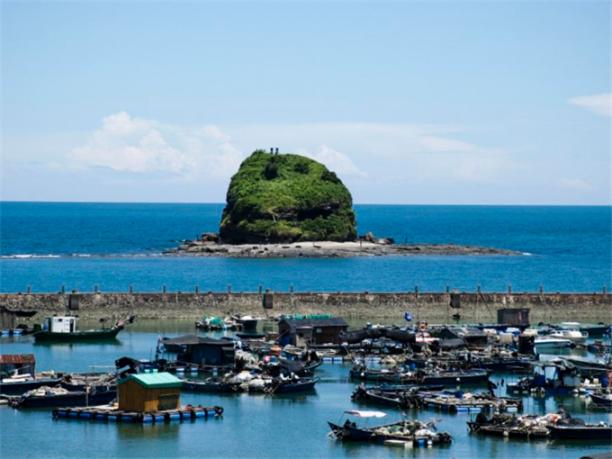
[{"xmin": 0, "ymin": 202, "xmax": 610, "ymax": 293}]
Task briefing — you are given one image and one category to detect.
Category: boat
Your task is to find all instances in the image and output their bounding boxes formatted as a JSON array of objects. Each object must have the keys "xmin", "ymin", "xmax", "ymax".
[
  {"xmin": 328, "ymin": 410, "xmax": 452, "ymax": 447},
  {"xmin": 556, "ymin": 322, "xmax": 610, "ymax": 338},
  {"xmin": 352, "ymin": 385, "xmax": 422, "ymax": 409},
  {"xmin": 182, "ymin": 377, "xmax": 241, "ymax": 393},
  {"xmin": 550, "ymin": 329, "xmax": 588, "ymax": 345},
  {"xmin": 195, "ymin": 316, "xmax": 240, "ymax": 331},
  {"xmin": 561, "ymin": 356, "xmax": 611, "ymax": 376},
  {"xmin": 421, "ymin": 369, "xmax": 491, "ymax": 385},
  {"xmin": 421, "ymin": 391, "xmax": 522, "ymax": 414},
  {"xmin": 8, "ymin": 385, "xmax": 117, "ymax": 408},
  {"xmin": 267, "ymin": 376, "xmax": 319, "ymax": 394},
  {"xmin": 232, "ymin": 315, "xmax": 260, "ymax": 333},
  {"xmin": 60, "ymin": 372, "xmax": 116, "ymax": 391},
  {"xmin": 33, "ymin": 316, "xmax": 129, "ymax": 343},
  {"xmin": 590, "ymin": 391, "xmax": 612, "ymax": 408},
  {"xmin": 0, "ymin": 373, "xmax": 63, "ymax": 396},
  {"xmin": 467, "ymin": 413, "xmax": 550, "ymax": 439},
  {"xmin": 548, "ymin": 424, "xmax": 612, "ymax": 440},
  {"xmin": 533, "ymin": 336, "xmax": 573, "ymax": 351},
  {"xmin": 506, "ymin": 360, "xmax": 581, "ymax": 395}
]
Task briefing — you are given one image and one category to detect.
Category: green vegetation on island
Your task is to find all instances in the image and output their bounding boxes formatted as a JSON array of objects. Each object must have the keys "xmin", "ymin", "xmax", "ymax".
[{"xmin": 219, "ymin": 150, "xmax": 357, "ymax": 243}]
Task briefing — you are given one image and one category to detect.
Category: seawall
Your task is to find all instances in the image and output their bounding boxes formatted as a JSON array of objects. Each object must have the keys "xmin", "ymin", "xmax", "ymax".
[{"xmin": 1, "ymin": 291, "xmax": 610, "ymax": 323}]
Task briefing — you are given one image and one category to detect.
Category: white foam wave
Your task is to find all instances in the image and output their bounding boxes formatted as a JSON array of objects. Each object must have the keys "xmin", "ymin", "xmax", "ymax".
[{"xmin": 1, "ymin": 254, "xmax": 62, "ymax": 259}]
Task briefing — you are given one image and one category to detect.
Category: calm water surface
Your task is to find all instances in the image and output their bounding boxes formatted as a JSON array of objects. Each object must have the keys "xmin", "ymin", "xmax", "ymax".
[{"xmin": 0, "ymin": 322, "xmax": 610, "ymax": 459}]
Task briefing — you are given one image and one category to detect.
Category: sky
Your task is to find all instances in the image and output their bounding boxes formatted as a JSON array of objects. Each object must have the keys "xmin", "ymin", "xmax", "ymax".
[{"xmin": 1, "ymin": 1, "xmax": 610, "ymax": 205}]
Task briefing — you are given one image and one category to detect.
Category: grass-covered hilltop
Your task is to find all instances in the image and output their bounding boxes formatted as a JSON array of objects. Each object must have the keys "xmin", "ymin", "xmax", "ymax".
[{"xmin": 219, "ymin": 150, "xmax": 357, "ymax": 243}]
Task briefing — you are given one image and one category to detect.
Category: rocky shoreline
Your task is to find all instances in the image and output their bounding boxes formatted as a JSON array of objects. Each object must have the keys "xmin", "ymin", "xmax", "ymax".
[{"xmin": 166, "ymin": 240, "xmax": 519, "ymax": 258}]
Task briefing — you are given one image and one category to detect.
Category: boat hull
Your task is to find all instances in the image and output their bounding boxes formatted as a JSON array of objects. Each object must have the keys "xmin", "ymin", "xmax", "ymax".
[
  {"xmin": 33, "ymin": 327, "xmax": 122, "ymax": 343},
  {"xmin": 549, "ymin": 425, "xmax": 612, "ymax": 440},
  {"xmin": 11, "ymin": 389, "xmax": 117, "ymax": 408}
]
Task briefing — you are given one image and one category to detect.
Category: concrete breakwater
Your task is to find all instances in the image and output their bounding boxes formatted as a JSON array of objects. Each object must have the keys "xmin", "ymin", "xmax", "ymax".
[{"xmin": 1, "ymin": 291, "xmax": 610, "ymax": 323}]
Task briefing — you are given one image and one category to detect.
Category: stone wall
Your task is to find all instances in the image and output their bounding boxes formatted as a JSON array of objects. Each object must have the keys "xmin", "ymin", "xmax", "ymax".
[{"xmin": 0, "ymin": 291, "xmax": 610, "ymax": 323}]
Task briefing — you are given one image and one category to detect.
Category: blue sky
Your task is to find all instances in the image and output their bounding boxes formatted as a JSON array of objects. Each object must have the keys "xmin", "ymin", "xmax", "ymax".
[{"xmin": 1, "ymin": 1, "xmax": 610, "ymax": 204}]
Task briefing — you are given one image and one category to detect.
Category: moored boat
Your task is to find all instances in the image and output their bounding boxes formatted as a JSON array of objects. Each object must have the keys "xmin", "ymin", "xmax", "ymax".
[
  {"xmin": 267, "ymin": 376, "xmax": 319, "ymax": 394},
  {"xmin": 9, "ymin": 385, "xmax": 117, "ymax": 408},
  {"xmin": 33, "ymin": 316, "xmax": 130, "ymax": 343},
  {"xmin": 328, "ymin": 410, "xmax": 452, "ymax": 447},
  {"xmin": 0, "ymin": 374, "xmax": 63, "ymax": 396}
]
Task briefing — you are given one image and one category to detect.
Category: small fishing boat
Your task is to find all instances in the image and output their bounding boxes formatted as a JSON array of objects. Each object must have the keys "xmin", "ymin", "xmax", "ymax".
[
  {"xmin": 9, "ymin": 385, "xmax": 117, "ymax": 408},
  {"xmin": 533, "ymin": 336, "xmax": 573, "ymax": 351},
  {"xmin": 550, "ymin": 329, "xmax": 588, "ymax": 345},
  {"xmin": 195, "ymin": 316, "xmax": 241, "ymax": 331},
  {"xmin": 182, "ymin": 377, "xmax": 241, "ymax": 393},
  {"xmin": 421, "ymin": 391, "xmax": 522, "ymax": 414},
  {"xmin": 467, "ymin": 413, "xmax": 550, "ymax": 439},
  {"xmin": 351, "ymin": 385, "xmax": 424, "ymax": 409},
  {"xmin": 267, "ymin": 376, "xmax": 319, "ymax": 394},
  {"xmin": 33, "ymin": 316, "xmax": 130, "ymax": 343},
  {"xmin": 328, "ymin": 410, "xmax": 452, "ymax": 447},
  {"xmin": 421, "ymin": 369, "xmax": 491, "ymax": 385},
  {"xmin": 590, "ymin": 391, "xmax": 612, "ymax": 408},
  {"xmin": 60, "ymin": 372, "xmax": 116, "ymax": 391},
  {"xmin": 0, "ymin": 373, "xmax": 63, "ymax": 396}
]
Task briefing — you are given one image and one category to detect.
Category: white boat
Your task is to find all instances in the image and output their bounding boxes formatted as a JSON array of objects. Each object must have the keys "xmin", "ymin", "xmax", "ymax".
[
  {"xmin": 534, "ymin": 336, "xmax": 573, "ymax": 351},
  {"xmin": 550, "ymin": 329, "xmax": 588, "ymax": 345}
]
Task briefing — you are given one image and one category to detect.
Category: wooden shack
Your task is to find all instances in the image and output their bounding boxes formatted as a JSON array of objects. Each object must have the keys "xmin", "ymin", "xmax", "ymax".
[
  {"xmin": 278, "ymin": 316, "xmax": 348, "ymax": 346},
  {"xmin": 117, "ymin": 372, "xmax": 182, "ymax": 412},
  {"xmin": 497, "ymin": 308, "xmax": 530, "ymax": 327}
]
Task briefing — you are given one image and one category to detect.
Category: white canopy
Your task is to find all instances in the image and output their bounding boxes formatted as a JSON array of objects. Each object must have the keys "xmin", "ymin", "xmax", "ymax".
[{"xmin": 344, "ymin": 410, "xmax": 387, "ymax": 418}]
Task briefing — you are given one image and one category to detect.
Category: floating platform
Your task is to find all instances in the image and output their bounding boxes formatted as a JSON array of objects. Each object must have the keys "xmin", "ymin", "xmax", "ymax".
[{"xmin": 52, "ymin": 404, "xmax": 224, "ymax": 424}]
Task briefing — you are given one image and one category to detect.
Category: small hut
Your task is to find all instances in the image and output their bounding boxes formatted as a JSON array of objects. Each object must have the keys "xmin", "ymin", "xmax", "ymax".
[
  {"xmin": 278, "ymin": 317, "xmax": 348, "ymax": 346},
  {"xmin": 118, "ymin": 372, "xmax": 182, "ymax": 412},
  {"xmin": 497, "ymin": 308, "xmax": 530, "ymax": 327}
]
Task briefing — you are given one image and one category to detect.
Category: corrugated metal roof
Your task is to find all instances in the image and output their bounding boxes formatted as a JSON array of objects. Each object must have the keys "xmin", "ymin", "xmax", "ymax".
[
  {"xmin": 0, "ymin": 354, "xmax": 35, "ymax": 364},
  {"xmin": 120, "ymin": 372, "xmax": 182, "ymax": 389}
]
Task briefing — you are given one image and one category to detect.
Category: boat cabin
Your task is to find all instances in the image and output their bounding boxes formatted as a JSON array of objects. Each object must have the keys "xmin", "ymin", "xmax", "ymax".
[
  {"xmin": 0, "ymin": 354, "xmax": 35, "ymax": 378},
  {"xmin": 44, "ymin": 316, "xmax": 78, "ymax": 333},
  {"xmin": 278, "ymin": 316, "xmax": 348, "ymax": 346},
  {"xmin": 118, "ymin": 371, "xmax": 182, "ymax": 412}
]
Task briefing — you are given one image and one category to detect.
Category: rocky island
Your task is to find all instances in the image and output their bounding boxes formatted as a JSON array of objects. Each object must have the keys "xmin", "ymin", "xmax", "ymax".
[{"xmin": 168, "ymin": 149, "xmax": 518, "ymax": 257}]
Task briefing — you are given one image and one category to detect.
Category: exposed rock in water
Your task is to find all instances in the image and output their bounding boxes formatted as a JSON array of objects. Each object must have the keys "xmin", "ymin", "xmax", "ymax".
[
  {"xmin": 166, "ymin": 240, "xmax": 520, "ymax": 258},
  {"xmin": 219, "ymin": 150, "xmax": 357, "ymax": 243}
]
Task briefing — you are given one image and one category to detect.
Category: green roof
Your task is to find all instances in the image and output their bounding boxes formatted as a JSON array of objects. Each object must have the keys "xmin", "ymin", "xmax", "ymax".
[{"xmin": 120, "ymin": 372, "xmax": 182, "ymax": 389}]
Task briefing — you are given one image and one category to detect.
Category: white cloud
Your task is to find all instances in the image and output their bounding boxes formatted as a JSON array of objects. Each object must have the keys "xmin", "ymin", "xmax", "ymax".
[
  {"xmin": 301, "ymin": 145, "xmax": 367, "ymax": 177},
  {"xmin": 569, "ymin": 93, "xmax": 612, "ymax": 117},
  {"xmin": 69, "ymin": 112, "xmax": 244, "ymax": 179}
]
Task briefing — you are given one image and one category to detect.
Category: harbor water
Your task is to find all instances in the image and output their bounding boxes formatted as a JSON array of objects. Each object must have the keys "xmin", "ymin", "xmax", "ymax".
[{"xmin": 0, "ymin": 322, "xmax": 611, "ymax": 458}]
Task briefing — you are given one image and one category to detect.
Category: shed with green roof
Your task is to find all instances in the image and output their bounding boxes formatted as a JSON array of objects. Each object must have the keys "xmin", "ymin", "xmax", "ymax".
[{"xmin": 118, "ymin": 371, "xmax": 182, "ymax": 412}]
